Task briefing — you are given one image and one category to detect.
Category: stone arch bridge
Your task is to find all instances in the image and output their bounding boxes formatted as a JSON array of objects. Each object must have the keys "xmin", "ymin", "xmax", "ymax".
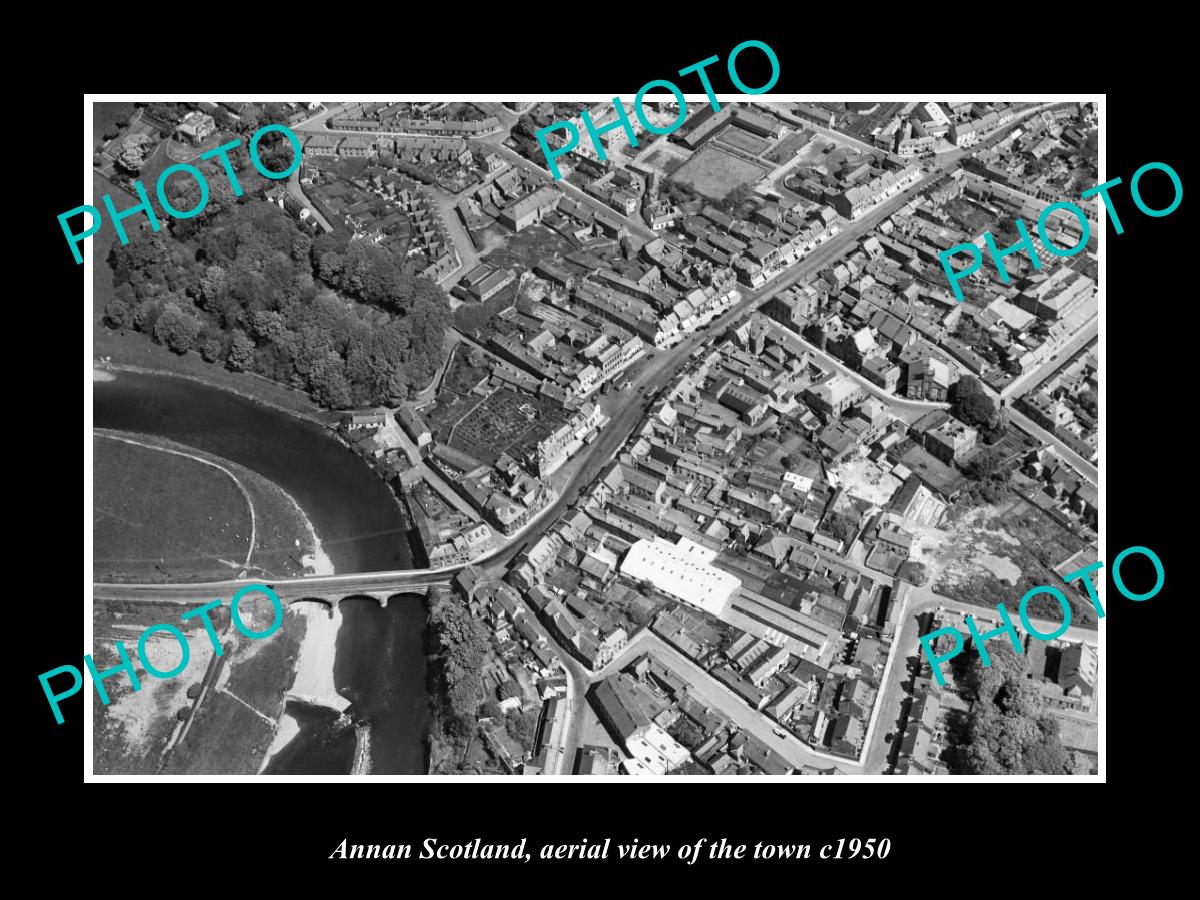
[{"xmin": 91, "ymin": 571, "xmax": 456, "ymax": 610}]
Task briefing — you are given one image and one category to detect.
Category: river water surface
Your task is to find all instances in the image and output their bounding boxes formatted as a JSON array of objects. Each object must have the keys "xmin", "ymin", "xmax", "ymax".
[{"xmin": 93, "ymin": 371, "xmax": 430, "ymax": 773}]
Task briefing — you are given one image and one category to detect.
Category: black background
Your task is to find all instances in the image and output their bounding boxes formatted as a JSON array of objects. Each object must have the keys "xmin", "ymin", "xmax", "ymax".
[{"xmin": 31, "ymin": 18, "xmax": 1186, "ymax": 885}]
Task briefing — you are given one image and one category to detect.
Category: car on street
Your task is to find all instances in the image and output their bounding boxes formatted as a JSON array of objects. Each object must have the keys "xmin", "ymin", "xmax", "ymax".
[{"xmin": 772, "ymin": 728, "xmax": 789, "ymax": 739}]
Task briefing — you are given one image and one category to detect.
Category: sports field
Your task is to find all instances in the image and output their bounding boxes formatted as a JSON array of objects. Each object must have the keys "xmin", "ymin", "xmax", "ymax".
[
  {"xmin": 717, "ymin": 127, "xmax": 771, "ymax": 156},
  {"xmin": 670, "ymin": 146, "xmax": 769, "ymax": 202}
]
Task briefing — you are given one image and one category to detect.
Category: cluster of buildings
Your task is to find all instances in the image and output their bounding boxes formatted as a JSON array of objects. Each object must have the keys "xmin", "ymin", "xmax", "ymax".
[
  {"xmin": 1019, "ymin": 446, "xmax": 1098, "ymax": 532},
  {"xmin": 1017, "ymin": 343, "xmax": 1098, "ymax": 464},
  {"xmin": 481, "ymin": 318, "xmax": 933, "ymax": 767},
  {"xmin": 422, "ymin": 430, "xmax": 563, "ymax": 537},
  {"xmin": 175, "ymin": 110, "xmax": 216, "ymax": 147},
  {"xmin": 965, "ymin": 103, "xmax": 1098, "ymax": 205},
  {"xmin": 303, "ymin": 131, "xmax": 501, "ymax": 194},
  {"xmin": 769, "ymin": 166, "xmax": 1097, "ymax": 396},
  {"xmin": 869, "ymin": 101, "xmax": 1018, "ymax": 157},
  {"xmin": 668, "ymin": 105, "xmax": 787, "ymax": 152},
  {"xmin": 674, "ymin": 199, "xmax": 843, "ymax": 288},
  {"xmin": 588, "ymin": 645, "xmax": 855, "ymax": 775},
  {"xmin": 327, "ymin": 101, "xmax": 500, "ymax": 137},
  {"xmin": 297, "ymin": 162, "xmax": 459, "ymax": 279},
  {"xmin": 451, "ymin": 570, "xmax": 573, "ymax": 774},
  {"xmin": 485, "ymin": 312, "xmax": 645, "ymax": 402}
]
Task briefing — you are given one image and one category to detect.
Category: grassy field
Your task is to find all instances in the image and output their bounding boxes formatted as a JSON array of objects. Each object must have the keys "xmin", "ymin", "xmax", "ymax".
[
  {"xmin": 93, "ymin": 431, "xmax": 318, "ymax": 583},
  {"xmin": 164, "ymin": 610, "xmax": 306, "ymax": 774},
  {"xmin": 90, "ymin": 597, "xmax": 227, "ymax": 774},
  {"xmin": 93, "ymin": 101, "xmax": 137, "ymax": 146},
  {"xmin": 641, "ymin": 147, "xmax": 687, "ymax": 176},
  {"xmin": 94, "ymin": 435, "xmax": 252, "ymax": 582},
  {"xmin": 670, "ymin": 146, "xmax": 769, "ymax": 201},
  {"xmin": 92, "ymin": 599, "xmax": 307, "ymax": 775},
  {"xmin": 717, "ymin": 128, "xmax": 772, "ymax": 156}
]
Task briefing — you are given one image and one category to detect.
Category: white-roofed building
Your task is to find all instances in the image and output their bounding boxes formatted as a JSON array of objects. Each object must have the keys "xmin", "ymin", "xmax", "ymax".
[
  {"xmin": 619, "ymin": 536, "xmax": 741, "ymax": 617},
  {"xmin": 621, "ymin": 723, "xmax": 692, "ymax": 775}
]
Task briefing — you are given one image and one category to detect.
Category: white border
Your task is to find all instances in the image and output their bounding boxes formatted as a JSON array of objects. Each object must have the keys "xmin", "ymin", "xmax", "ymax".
[{"xmin": 84, "ymin": 93, "xmax": 1104, "ymax": 783}]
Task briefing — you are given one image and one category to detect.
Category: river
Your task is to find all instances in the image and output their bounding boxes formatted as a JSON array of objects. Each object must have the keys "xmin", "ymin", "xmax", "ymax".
[
  {"xmin": 93, "ymin": 371, "xmax": 430, "ymax": 774},
  {"xmin": 262, "ymin": 598, "xmax": 431, "ymax": 775},
  {"xmin": 94, "ymin": 371, "xmax": 415, "ymax": 572}
]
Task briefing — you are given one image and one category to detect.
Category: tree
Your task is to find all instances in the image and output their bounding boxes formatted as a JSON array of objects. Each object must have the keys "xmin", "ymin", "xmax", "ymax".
[
  {"xmin": 898, "ymin": 560, "xmax": 929, "ymax": 586},
  {"xmin": 824, "ymin": 511, "xmax": 858, "ymax": 543},
  {"xmin": 506, "ymin": 709, "xmax": 539, "ymax": 747},
  {"xmin": 104, "ymin": 298, "xmax": 132, "ymax": 329},
  {"xmin": 133, "ymin": 298, "xmax": 163, "ymax": 334},
  {"xmin": 478, "ymin": 700, "xmax": 502, "ymax": 720},
  {"xmin": 238, "ymin": 104, "xmax": 264, "ymax": 134},
  {"xmin": 722, "ymin": 183, "xmax": 753, "ymax": 212},
  {"xmin": 115, "ymin": 134, "xmax": 155, "ymax": 174},
  {"xmin": 1077, "ymin": 389, "xmax": 1097, "ymax": 418},
  {"xmin": 953, "ymin": 645, "xmax": 1071, "ymax": 775},
  {"xmin": 154, "ymin": 303, "xmax": 202, "ymax": 353},
  {"xmin": 199, "ymin": 335, "xmax": 223, "ymax": 363},
  {"xmin": 964, "ymin": 446, "xmax": 1011, "ymax": 504},
  {"xmin": 227, "ymin": 332, "xmax": 256, "ymax": 372},
  {"xmin": 949, "ymin": 375, "xmax": 999, "ymax": 430}
]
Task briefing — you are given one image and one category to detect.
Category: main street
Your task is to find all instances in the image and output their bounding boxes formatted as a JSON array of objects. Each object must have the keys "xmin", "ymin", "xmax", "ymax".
[
  {"xmin": 996, "ymin": 316, "xmax": 1098, "ymax": 486},
  {"xmin": 1000, "ymin": 315, "xmax": 1098, "ymax": 402},
  {"xmin": 1008, "ymin": 406, "xmax": 1097, "ymax": 485}
]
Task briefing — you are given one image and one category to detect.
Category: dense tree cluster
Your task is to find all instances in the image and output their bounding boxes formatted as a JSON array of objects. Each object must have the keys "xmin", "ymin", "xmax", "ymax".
[
  {"xmin": 426, "ymin": 592, "xmax": 490, "ymax": 739},
  {"xmin": 949, "ymin": 375, "xmax": 1000, "ymax": 431},
  {"xmin": 1076, "ymin": 389, "xmax": 1097, "ymax": 419},
  {"xmin": 104, "ymin": 196, "xmax": 448, "ymax": 409},
  {"xmin": 823, "ymin": 511, "xmax": 859, "ymax": 544},
  {"xmin": 898, "ymin": 560, "xmax": 929, "ymax": 586},
  {"xmin": 505, "ymin": 709, "xmax": 539, "ymax": 748},
  {"xmin": 963, "ymin": 446, "xmax": 1012, "ymax": 504},
  {"xmin": 953, "ymin": 645, "xmax": 1071, "ymax": 775}
]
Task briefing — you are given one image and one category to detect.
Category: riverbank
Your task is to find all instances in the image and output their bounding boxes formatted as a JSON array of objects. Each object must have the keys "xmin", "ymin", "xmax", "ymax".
[
  {"xmin": 94, "ymin": 328, "xmax": 338, "ymax": 429},
  {"xmin": 259, "ymin": 602, "xmax": 347, "ymax": 773},
  {"xmin": 94, "ymin": 366, "xmax": 416, "ymax": 574}
]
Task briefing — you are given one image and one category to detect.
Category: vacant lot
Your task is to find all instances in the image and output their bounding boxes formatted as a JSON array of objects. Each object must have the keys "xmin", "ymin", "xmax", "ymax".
[
  {"xmin": 828, "ymin": 455, "xmax": 903, "ymax": 506},
  {"xmin": 482, "ymin": 223, "xmax": 576, "ymax": 271},
  {"xmin": 765, "ymin": 130, "xmax": 815, "ymax": 165},
  {"xmin": 913, "ymin": 496, "xmax": 1095, "ymax": 626},
  {"xmin": 670, "ymin": 146, "xmax": 769, "ymax": 201}
]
